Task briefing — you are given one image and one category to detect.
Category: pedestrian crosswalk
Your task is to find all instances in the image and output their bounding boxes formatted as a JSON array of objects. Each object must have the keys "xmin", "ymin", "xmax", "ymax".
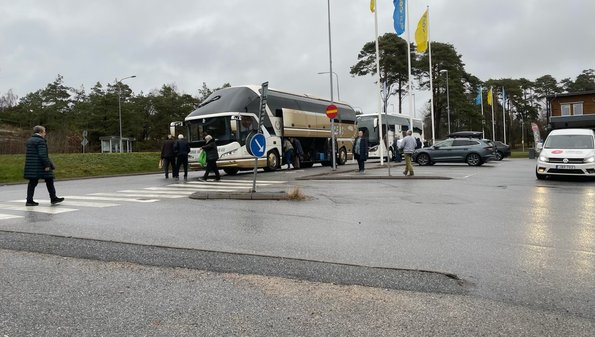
[{"xmin": 0, "ymin": 179, "xmax": 287, "ymax": 222}]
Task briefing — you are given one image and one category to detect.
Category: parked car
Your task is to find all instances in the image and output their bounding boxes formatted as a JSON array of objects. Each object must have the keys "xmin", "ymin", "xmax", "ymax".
[
  {"xmin": 536, "ymin": 128, "xmax": 595, "ymax": 179},
  {"xmin": 492, "ymin": 141, "xmax": 511, "ymax": 161},
  {"xmin": 447, "ymin": 131, "xmax": 509, "ymax": 161},
  {"xmin": 413, "ymin": 138, "xmax": 496, "ymax": 166}
]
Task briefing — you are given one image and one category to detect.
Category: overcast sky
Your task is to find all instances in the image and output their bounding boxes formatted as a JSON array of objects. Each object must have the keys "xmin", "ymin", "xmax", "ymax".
[{"xmin": 1, "ymin": 0, "xmax": 594, "ymax": 116}]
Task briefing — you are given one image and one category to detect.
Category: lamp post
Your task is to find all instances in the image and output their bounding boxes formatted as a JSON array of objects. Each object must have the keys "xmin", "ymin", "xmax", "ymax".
[
  {"xmin": 439, "ymin": 70, "xmax": 450, "ymax": 135},
  {"xmin": 317, "ymin": 71, "xmax": 340, "ymax": 101},
  {"xmin": 116, "ymin": 75, "xmax": 136, "ymax": 153}
]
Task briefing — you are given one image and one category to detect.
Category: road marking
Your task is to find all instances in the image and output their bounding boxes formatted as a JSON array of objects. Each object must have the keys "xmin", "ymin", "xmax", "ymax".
[
  {"xmin": 183, "ymin": 180, "xmax": 286, "ymax": 187},
  {"xmin": 0, "ymin": 213, "xmax": 23, "ymax": 220},
  {"xmin": 90, "ymin": 193, "xmax": 185, "ymax": 199},
  {"xmin": 65, "ymin": 196, "xmax": 159, "ymax": 203},
  {"xmin": 119, "ymin": 189, "xmax": 195, "ymax": 195},
  {"xmin": 0, "ymin": 203, "xmax": 77, "ymax": 214},
  {"xmin": 8, "ymin": 200, "xmax": 119, "ymax": 208}
]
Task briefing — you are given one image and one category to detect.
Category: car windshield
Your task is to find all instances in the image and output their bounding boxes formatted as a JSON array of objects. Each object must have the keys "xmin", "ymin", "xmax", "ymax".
[{"xmin": 544, "ymin": 135, "xmax": 594, "ymax": 149}]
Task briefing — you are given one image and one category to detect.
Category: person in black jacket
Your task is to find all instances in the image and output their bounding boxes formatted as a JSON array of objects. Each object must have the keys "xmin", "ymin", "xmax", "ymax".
[
  {"xmin": 23, "ymin": 125, "xmax": 64, "ymax": 206},
  {"xmin": 160, "ymin": 135, "xmax": 176, "ymax": 179},
  {"xmin": 199, "ymin": 134, "xmax": 220, "ymax": 181},
  {"xmin": 173, "ymin": 134, "xmax": 191, "ymax": 181},
  {"xmin": 352, "ymin": 130, "xmax": 369, "ymax": 174}
]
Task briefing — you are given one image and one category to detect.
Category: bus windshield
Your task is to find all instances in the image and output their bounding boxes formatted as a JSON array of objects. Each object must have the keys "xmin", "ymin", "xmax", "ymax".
[{"xmin": 187, "ymin": 115, "xmax": 258, "ymax": 146}]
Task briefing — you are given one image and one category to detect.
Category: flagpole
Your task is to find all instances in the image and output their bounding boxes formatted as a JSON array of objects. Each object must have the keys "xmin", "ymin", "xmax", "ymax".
[
  {"xmin": 374, "ymin": 0, "xmax": 383, "ymax": 164},
  {"xmin": 491, "ymin": 87, "xmax": 495, "ymax": 140},
  {"xmin": 480, "ymin": 86, "xmax": 485, "ymax": 138},
  {"xmin": 405, "ymin": 0, "xmax": 413, "ymax": 130},
  {"xmin": 502, "ymin": 87, "xmax": 506, "ymax": 144},
  {"xmin": 427, "ymin": 6, "xmax": 435, "ymax": 145}
]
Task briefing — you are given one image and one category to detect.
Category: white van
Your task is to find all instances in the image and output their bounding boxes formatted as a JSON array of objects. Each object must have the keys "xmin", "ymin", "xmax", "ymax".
[{"xmin": 536, "ymin": 128, "xmax": 595, "ymax": 179}]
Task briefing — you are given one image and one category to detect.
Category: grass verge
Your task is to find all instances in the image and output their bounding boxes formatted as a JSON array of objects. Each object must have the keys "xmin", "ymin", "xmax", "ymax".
[{"xmin": 0, "ymin": 152, "xmax": 161, "ymax": 184}]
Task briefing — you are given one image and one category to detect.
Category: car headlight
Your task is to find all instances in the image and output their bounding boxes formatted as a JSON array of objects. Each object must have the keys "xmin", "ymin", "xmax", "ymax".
[
  {"xmin": 585, "ymin": 156, "xmax": 595, "ymax": 163},
  {"xmin": 538, "ymin": 155, "xmax": 548, "ymax": 162}
]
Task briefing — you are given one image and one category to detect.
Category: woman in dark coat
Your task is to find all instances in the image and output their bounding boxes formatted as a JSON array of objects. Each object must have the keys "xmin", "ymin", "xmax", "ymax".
[
  {"xmin": 199, "ymin": 134, "xmax": 220, "ymax": 181},
  {"xmin": 352, "ymin": 130, "xmax": 369, "ymax": 174},
  {"xmin": 23, "ymin": 125, "xmax": 64, "ymax": 206}
]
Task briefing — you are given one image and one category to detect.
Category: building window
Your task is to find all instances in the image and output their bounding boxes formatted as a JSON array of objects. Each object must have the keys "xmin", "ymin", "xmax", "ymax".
[
  {"xmin": 573, "ymin": 102, "xmax": 583, "ymax": 115},
  {"xmin": 561, "ymin": 104, "xmax": 570, "ymax": 116}
]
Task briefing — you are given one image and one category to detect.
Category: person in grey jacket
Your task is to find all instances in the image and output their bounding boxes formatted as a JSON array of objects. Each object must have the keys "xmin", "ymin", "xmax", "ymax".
[
  {"xmin": 23, "ymin": 125, "xmax": 64, "ymax": 206},
  {"xmin": 399, "ymin": 130, "xmax": 417, "ymax": 176}
]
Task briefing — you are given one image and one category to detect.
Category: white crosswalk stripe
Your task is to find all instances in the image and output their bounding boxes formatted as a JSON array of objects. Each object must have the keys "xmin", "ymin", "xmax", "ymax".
[
  {"xmin": 0, "ymin": 213, "xmax": 23, "ymax": 220},
  {"xmin": 0, "ymin": 203, "xmax": 77, "ymax": 214},
  {"xmin": 90, "ymin": 192, "xmax": 186, "ymax": 199},
  {"xmin": 65, "ymin": 196, "xmax": 159, "ymax": 203},
  {"xmin": 8, "ymin": 200, "xmax": 119, "ymax": 208}
]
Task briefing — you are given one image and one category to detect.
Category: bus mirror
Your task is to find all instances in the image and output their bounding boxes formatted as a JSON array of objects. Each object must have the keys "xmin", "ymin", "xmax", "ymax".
[
  {"xmin": 169, "ymin": 121, "xmax": 182, "ymax": 137},
  {"xmin": 231, "ymin": 115, "xmax": 241, "ymax": 121}
]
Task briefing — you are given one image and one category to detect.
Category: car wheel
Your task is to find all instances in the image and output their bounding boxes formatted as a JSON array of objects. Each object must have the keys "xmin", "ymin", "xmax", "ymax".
[
  {"xmin": 263, "ymin": 150, "xmax": 279, "ymax": 172},
  {"xmin": 417, "ymin": 153, "xmax": 431, "ymax": 166},
  {"xmin": 223, "ymin": 168, "xmax": 239, "ymax": 175},
  {"xmin": 337, "ymin": 147, "xmax": 348, "ymax": 165},
  {"xmin": 495, "ymin": 151, "xmax": 504, "ymax": 161},
  {"xmin": 466, "ymin": 153, "xmax": 482, "ymax": 166}
]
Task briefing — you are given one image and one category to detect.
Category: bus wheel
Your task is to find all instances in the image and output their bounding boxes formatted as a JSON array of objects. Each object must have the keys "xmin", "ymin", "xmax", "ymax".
[
  {"xmin": 264, "ymin": 150, "xmax": 279, "ymax": 172},
  {"xmin": 337, "ymin": 147, "xmax": 348, "ymax": 165},
  {"xmin": 223, "ymin": 168, "xmax": 239, "ymax": 175}
]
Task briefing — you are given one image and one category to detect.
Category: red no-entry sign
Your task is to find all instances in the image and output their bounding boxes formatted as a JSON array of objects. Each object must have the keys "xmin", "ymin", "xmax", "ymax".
[{"xmin": 326, "ymin": 104, "xmax": 338, "ymax": 119}]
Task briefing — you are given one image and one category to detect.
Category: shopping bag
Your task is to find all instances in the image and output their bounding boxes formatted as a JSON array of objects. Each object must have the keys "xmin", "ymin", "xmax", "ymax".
[
  {"xmin": 158, "ymin": 159, "xmax": 163, "ymax": 169},
  {"xmin": 198, "ymin": 150, "xmax": 207, "ymax": 167}
]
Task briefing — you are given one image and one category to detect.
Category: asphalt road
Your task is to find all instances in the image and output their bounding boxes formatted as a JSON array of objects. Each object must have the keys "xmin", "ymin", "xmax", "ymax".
[{"xmin": 0, "ymin": 158, "xmax": 593, "ymax": 335}]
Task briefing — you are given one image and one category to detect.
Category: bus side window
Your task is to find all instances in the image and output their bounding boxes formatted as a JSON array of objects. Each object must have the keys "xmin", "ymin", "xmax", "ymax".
[{"xmin": 275, "ymin": 109, "xmax": 283, "ymax": 118}]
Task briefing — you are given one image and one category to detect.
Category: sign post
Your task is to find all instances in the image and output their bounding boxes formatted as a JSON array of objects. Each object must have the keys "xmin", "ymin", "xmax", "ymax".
[
  {"xmin": 252, "ymin": 82, "xmax": 269, "ymax": 192},
  {"xmin": 326, "ymin": 104, "xmax": 337, "ymax": 170}
]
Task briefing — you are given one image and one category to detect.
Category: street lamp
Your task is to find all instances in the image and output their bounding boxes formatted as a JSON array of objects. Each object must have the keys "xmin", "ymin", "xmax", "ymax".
[
  {"xmin": 317, "ymin": 71, "xmax": 340, "ymax": 101},
  {"xmin": 439, "ymin": 69, "xmax": 450, "ymax": 135},
  {"xmin": 116, "ymin": 75, "xmax": 136, "ymax": 153}
]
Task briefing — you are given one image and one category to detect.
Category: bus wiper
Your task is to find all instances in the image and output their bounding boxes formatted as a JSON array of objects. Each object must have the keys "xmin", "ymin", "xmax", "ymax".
[{"xmin": 198, "ymin": 95, "xmax": 221, "ymax": 108}]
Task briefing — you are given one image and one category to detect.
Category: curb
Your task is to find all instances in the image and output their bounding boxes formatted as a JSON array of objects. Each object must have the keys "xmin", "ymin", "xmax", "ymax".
[{"xmin": 189, "ymin": 191, "xmax": 290, "ymax": 200}]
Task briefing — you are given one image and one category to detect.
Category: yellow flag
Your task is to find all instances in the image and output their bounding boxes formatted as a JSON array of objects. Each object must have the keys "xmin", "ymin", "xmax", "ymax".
[
  {"xmin": 415, "ymin": 9, "xmax": 429, "ymax": 53},
  {"xmin": 370, "ymin": 0, "xmax": 375, "ymax": 13},
  {"xmin": 487, "ymin": 87, "xmax": 493, "ymax": 106}
]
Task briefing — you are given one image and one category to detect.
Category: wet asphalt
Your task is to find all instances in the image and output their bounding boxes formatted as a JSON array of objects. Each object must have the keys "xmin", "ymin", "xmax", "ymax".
[{"xmin": 0, "ymin": 158, "xmax": 593, "ymax": 335}]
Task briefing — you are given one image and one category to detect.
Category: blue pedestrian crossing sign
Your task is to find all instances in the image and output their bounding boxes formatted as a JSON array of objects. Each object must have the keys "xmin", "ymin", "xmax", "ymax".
[{"xmin": 247, "ymin": 133, "xmax": 266, "ymax": 157}]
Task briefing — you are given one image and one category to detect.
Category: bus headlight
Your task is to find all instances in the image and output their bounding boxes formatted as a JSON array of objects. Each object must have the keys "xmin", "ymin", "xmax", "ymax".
[
  {"xmin": 538, "ymin": 155, "xmax": 548, "ymax": 162},
  {"xmin": 585, "ymin": 156, "xmax": 595, "ymax": 163}
]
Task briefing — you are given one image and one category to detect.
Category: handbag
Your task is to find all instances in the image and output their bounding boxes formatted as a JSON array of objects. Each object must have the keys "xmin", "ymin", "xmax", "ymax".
[
  {"xmin": 158, "ymin": 159, "xmax": 163, "ymax": 169},
  {"xmin": 198, "ymin": 150, "xmax": 207, "ymax": 167}
]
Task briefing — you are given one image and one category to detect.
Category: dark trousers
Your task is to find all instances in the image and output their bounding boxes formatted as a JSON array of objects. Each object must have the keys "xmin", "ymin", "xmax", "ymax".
[
  {"xmin": 175, "ymin": 155, "xmax": 189, "ymax": 178},
  {"xmin": 203, "ymin": 160, "xmax": 220, "ymax": 180},
  {"xmin": 27, "ymin": 178, "xmax": 57, "ymax": 202},
  {"xmin": 357, "ymin": 158, "xmax": 366, "ymax": 172},
  {"xmin": 163, "ymin": 156, "xmax": 176, "ymax": 178}
]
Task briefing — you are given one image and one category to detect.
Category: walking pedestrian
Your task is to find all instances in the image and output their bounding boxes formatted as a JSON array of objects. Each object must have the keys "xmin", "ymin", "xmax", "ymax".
[
  {"xmin": 23, "ymin": 125, "xmax": 64, "ymax": 206},
  {"xmin": 160, "ymin": 135, "xmax": 176, "ymax": 179},
  {"xmin": 174, "ymin": 134, "xmax": 191, "ymax": 181},
  {"xmin": 399, "ymin": 130, "xmax": 417, "ymax": 176},
  {"xmin": 199, "ymin": 134, "xmax": 220, "ymax": 181},
  {"xmin": 352, "ymin": 130, "xmax": 369, "ymax": 174},
  {"xmin": 283, "ymin": 137, "xmax": 294, "ymax": 170},
  {"xmin": 291, "ymin": 137, "xmax": 304, "ymax": 169}
]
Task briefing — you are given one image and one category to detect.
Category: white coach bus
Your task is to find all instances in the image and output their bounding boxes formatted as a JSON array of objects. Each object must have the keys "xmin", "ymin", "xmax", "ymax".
[
  {"xmin": 356, "ymin": 113, "xmax": 424, "ymax": 160},
  {"xmin": 171, "ymin": 85, "xmax": 358, "ymax": 175}
]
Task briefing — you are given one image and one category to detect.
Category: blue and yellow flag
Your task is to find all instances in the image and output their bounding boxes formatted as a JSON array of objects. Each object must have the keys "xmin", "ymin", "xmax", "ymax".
[
  {"xmin": 415, "ymin": 9, "xmax": 428, "ymax": 52},
  {"xmin": 370, "ymin": 0, "xmax": 375, "ymax": 13},
  {"xmin": 393, "ymin": 0, "xmax": 406, "ymax": 36}
]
